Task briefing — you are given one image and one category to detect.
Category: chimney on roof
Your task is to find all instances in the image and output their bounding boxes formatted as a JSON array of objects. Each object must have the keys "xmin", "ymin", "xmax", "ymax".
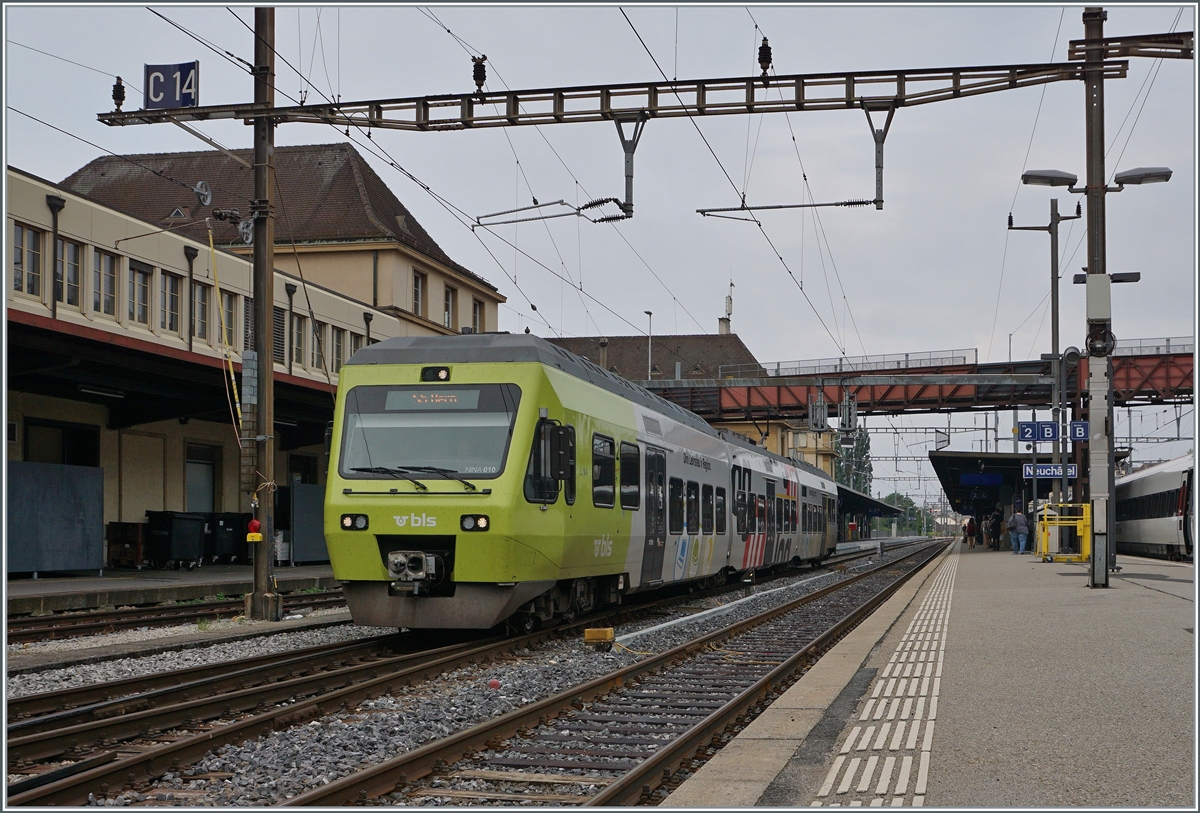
[
  {"xmin": 598, "ymin": 338, "xmax": 609, "ymax": 369},
  {"xmin": 718, "ymin": 316, "xmax": 731, "ymax": 334},
  {"xmin": 720, "ymin": 281, "xmax": 734, "ymax": 334}
]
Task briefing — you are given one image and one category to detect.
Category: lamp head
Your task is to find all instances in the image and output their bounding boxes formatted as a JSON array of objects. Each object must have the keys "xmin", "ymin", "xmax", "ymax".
[
  {"xmin": 1021, "ymin": 169, "xmax": 1078, "ymax": 187},
  {"xmin": 1113, "ymin": 166, "xmax": 1172, "ymax": 185}
]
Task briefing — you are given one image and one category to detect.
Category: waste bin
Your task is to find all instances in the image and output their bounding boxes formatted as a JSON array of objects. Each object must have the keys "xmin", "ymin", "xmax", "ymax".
[
  {"xmin": 211, "ymin": 513, "xmax": 251, "ymax": 562},
  {"xmin": 144, "ymin": 511, "xmax": 206, "ymax": 567}
]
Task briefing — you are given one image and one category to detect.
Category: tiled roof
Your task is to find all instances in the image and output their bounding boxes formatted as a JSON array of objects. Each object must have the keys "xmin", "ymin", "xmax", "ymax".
[
  {"xmin": 60, "ymin": 142, "xmax": 496, "ymax": 292},
  {"xmin": 547, "ymin": 334, "xmax": 764, "ymax": 380}
]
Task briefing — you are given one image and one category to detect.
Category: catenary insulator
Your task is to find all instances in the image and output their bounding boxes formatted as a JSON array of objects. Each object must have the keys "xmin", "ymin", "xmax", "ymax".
[
  {"xmin": 1075, "ymin": 201, "xmax": 1082, "ymax": 217},
  {"xmin": 758, "ymin": 38, "xmax": 772, "ymax": 76},
  {"xmin": 472, "ymin": 56, "xmax": 487, "ymax": 92},
  {"xmin": 113, "ymin": 77, "xmax": 125, "ymax": 111},
  {"xmin": 1008, "ymin": 213, "xmax": 1014, "ymax": 228}
]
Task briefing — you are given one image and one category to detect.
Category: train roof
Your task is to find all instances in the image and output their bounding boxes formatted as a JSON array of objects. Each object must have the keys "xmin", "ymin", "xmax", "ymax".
[
  {"xmin": 349, "ymin": 332, "xmax": 834, "ymax": 484},
  {"xmin": 1115, "ymin": 451, "xmax": 1194, "ymax": 485}
]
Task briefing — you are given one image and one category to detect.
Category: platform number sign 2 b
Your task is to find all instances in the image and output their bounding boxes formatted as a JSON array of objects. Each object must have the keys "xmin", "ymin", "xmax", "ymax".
[{"xmin": 144, "ymin": 62, "xmax": 199, "ymax": 109}]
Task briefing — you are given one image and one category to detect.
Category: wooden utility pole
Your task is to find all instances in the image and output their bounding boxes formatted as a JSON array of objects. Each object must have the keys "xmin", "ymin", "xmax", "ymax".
[{"xmin": 246, "ymin": 6, "xmax": 282, "ymax": 621}]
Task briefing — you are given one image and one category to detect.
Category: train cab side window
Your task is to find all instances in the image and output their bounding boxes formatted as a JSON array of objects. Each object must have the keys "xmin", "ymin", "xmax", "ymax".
[
  {"xmin": 668, "ymin": 477, "xmax": 684, "ymax": 534},
  {"xmin": 686, "ymin": 481, "xmax": 700, "ymax": 533},
  {"xmin": 702, "ymin": 484, "xmax": 714, "ymax": 534},
  {"xmin": 619, "ymin": 442, "xmax": 640, "ymax": 510},
  {"xmin": 523, "ymin": 419, "xmax": 560, "ymax": 504},
  {"xmin": 564, "ymin": 425, "xmax": 577, "ymax": 505},
  {"xmin": 592, "ymin": 434, "xmax": 616, "ymax": 508},
  {"xmin": 715, "ymin": 487, "xmax": 727, "ymax": 534}
]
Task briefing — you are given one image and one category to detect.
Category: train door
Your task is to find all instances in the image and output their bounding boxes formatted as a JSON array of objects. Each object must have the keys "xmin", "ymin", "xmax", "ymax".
[
  {"xmin": 641, "ymin": 448, "xmax": 667, "ymax": 583},
  {"xmin": 765, "ymin": 480, "xmax": 777, "ymax": 565},
  {"xmin": 1183, "ymin": 469, "xmax": 1194, "ymax": 556}
]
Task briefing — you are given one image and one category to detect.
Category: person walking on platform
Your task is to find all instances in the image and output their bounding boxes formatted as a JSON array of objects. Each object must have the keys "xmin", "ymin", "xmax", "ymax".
[
  {"xmin": 974, "ymin": 516, "xmax": 985, "ymax": 550},
  {"xmin": 965, "ymin": 516, "xmax": 977, "ymax": 550},
  {"xmin": 989, "ymin": 510, "xmax": 1004, "ymax": 551},
  {"xmin": 1007, "ymin": 509, "xmax": 1029, "ymax": 554}
]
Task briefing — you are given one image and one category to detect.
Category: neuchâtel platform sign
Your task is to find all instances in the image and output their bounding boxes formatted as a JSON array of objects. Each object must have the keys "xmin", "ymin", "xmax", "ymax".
[{"xmin": 1023, "ymin": 463, "xmax": 1078, "ymax": 479}]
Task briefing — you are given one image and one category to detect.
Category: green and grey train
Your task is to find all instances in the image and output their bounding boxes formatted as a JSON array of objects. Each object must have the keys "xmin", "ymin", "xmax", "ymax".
[{"xmin": 326, "ymin": 333, "xmax": 838, "ymax": 630}]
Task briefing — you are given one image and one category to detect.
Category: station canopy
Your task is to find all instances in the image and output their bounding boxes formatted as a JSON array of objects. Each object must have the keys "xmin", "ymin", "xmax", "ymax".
[{"xmin": 837, "ymin": 484, "xmax": 902, "ymax": 517}]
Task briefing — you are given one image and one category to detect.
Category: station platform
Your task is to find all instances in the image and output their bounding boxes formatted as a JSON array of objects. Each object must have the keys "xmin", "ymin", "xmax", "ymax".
[
  {"xmin": 664, "ymin": 543, "xmax": 1195, "ymax": 808},
  {"xmin": 6, "ymin": 563, "xmax": 337, "ymax": 616}
]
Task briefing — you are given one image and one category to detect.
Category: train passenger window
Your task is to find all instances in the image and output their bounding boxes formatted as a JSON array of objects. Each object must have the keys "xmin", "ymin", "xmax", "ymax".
[
  {"xmin": 592, "ymin": 434, "xmax": 616, "ymax": 508},
  {"xmin": 669, "ymin": 477, "xmax": 684, "ymax": 534},
  {"xmin": 702, "ymin": 484, "xmax": 714, "ymax": 534},
  {"xmin": 776, "ymin": 497, "xmax": 784, "ymax": 534},
  {"xmin": 686, "ymin": 481, "xmax": 700, "ymax": 533},
  {"xmin": 620, "ymin": 442, "xmax": 640, "ymax": 510},
  {"xmin": 736, "ymin": 491, "xmax": 747, "ymax": 534},
  {"xmin": 523, "ymin": 418, "xmax": 560, "ymax": 504},
  {"xmin": 715, "ymin": 487, "xmax": 727, "ymax": 534},
  {"xmin": 791, "ymin": 500, "xmax": 798, "ymax": 532},
  {"xmin": 747, "ymin": 494, "xmax": 757, "ymax": 533},
  {"xmin": 563, "ymin": 425, "xmax": 577, "ymax": 505},
  {"xmin": 757, "ymin": 497, "xmax": 766, "ymax": 533}
]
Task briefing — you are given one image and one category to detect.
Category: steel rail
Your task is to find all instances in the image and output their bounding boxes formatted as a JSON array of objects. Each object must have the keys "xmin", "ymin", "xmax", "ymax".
[
  {"xmin": 6, "ymin": 591, "xmax": 345, "ymax": 644},
  {"xmin": 6, "ymin": 634, "xmax": 401, "ymax": 733},
  {"xmin": 587, "ymin": 543, "xmax": 947, "ymax": 805},
  {"xmin": 281, "ymin": 542, "xmax": 947, "ymax": 806}
]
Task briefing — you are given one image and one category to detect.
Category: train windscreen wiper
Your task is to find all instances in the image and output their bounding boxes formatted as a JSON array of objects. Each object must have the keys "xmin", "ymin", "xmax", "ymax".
[
  {"xmin": 348, "ymin": 466, "xmax": 428, "ymax": 492},
  {"xmin": 398, "ymin": 466, "xmax": 478, "ymax": 491}
]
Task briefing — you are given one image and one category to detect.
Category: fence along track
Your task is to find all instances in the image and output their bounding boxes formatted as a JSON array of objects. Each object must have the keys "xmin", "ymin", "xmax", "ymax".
[{"xmin": 283, "ymin": 541, "xmax": 948, "ymax": 806}]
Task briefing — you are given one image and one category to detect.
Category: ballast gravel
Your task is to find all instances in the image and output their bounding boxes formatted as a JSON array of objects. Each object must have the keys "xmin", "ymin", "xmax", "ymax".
[
  {"xmin": 80, "ymin": 543, "xmax": 930, "ymax": 807},
  {"xmin": 6, "ymin": 618, "xmax": 393, "ymax": 698}
]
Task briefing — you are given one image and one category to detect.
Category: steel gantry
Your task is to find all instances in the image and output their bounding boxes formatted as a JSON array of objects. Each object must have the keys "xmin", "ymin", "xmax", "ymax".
[{"xmin": 94, "ymin": 8, "xmax": 1191, "ymax": 606}]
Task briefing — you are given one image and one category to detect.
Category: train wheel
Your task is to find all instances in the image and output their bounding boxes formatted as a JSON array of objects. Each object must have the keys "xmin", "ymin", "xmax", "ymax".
[{"xmin": 508, "ymin": 614, "xmax": 539, "ymax": 636}]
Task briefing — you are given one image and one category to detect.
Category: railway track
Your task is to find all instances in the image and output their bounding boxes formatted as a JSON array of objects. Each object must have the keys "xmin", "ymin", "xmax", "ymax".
[
  {"xmin": 7, "ymin": 542, "xmax": 945, "ymax": 810},
  {"xmin": 283, "ymin": 540, "xmax": 948, "ymax": 806},
  {"xmin": 6, "ymin": 590, "xmax": 346, "ymax": 644},
  {"xmin": 6, "ymin": 538, "xmax": 945, "ymax": 806}
]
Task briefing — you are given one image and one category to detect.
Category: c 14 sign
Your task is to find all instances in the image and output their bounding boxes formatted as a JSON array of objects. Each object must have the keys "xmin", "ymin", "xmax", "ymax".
[{"xmin": 144, "ymin": 62, "xmax": 199, "ymax": 109}]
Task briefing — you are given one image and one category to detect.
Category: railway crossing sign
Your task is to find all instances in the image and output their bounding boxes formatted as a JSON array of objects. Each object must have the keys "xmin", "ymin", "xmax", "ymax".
[
  {"xmin": 1023, "ymin": 463, "xmax": 1077, "ymax": 479},
  {"xmin": 1070, "ymin": 421, "xmax": 1090, "ymax": 441}
]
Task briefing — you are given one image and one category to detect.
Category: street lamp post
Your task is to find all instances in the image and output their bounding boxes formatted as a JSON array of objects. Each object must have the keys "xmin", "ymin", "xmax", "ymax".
[
  {"xmin": 644, "ymin": 310, "xmax": 653, "ymax": 379},
  {"xmin": 1020, "ymin": 160, "xmax": 1172, "ymax": 585},
  {"xmin": 1009, "ymin": 195, "xmax": 1082, "ymax": 506}
]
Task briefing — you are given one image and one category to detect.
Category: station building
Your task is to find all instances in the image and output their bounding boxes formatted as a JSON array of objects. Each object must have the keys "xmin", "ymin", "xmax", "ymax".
[{"xmin": 6, "ymin": 154, "xmax": 504, "ymax": 574}]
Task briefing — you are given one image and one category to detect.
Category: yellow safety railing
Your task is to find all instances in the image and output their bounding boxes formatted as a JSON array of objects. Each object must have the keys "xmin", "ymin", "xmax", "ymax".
[{"xmin": 1035, "ymin": 503, "xmax": 1091, "ymax": 563}]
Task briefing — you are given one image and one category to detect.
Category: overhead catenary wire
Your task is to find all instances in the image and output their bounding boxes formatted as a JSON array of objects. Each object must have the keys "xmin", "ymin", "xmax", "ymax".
[
  {"xmin": 416, "ymin": 6, "xmax": 709, "ymax": 337},
  {"xmin": 7, "ymin": 40, "xmax": 143, "ymax": 94},
  {"xmin": 619, "ymin": 7, "xmax": 845, "ymax": 355}
]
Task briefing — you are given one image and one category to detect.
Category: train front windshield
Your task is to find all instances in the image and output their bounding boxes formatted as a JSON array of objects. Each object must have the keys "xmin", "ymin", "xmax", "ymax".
[{"xmin": 339, "ymin": 384, "xmax": 522, "ymax": 479}]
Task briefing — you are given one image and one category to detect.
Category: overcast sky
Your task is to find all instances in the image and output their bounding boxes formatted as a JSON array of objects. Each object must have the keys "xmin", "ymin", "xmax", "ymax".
[{"xmin": 5, "ymin": 4, "xmax": 1195, "ymax": 503}]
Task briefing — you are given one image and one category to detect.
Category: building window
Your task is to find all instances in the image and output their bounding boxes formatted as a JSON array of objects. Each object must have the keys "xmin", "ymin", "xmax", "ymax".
[
  {"xmin": 160, "ymin": 272, "xmax": 182, "ymax": 332},
  {"xmin": 312, "ymin": 321, "xmax": 326, "ymax": 370},
  {"xmin": 55, "ymin": 238, "xmax": 82, "ymax": 307},
  {"xmin": 129, "ymin": 260, "xmax": 151, "ymax": 324},
  {"xmin": 12, "ymin": 223, "xmax": 42, "ymax": 296},
  {"xmin": 443, "ymin": 285, "xmax": 457, "ymax": 329},
  {"xmin": 332, "ymin": 328, "xmax": 345, "ymax": 373},
  {"xmin": 191, "ymin": 282, "xmax": 210, "ymax": 340},
  {"xmin": 272, "ymin": 306, "xmax": 286, "ymax": 363},
  {"xmin": 92, "ymin": 250, "xmax": 117, "ymax": 316},
  {"xmin": 413, "ymin": 271, "xmax": 426, "ymax": 317},
  {"xmin": 291, "ymin": 313, "xmax": 306, "ymax": 366},
  {"xmin": 221, "ymin": 290, "xmax": 236, "ymax": 348},
  {"xmin": 350, "ymin": 332, "xmax": 362, "ymax": 356},
  {"xmin": 472, "ymin": 299, "xmax": 484, "ymax": 333}
]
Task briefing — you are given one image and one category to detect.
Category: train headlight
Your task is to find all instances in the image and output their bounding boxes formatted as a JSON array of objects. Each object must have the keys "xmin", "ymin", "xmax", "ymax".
[
  {"xmin": 461, "ymin": 514, "xmax": 489, "ymax": 531},
  {"xmin": 421, "ymin": 366, "xmax": 451, "ymax": 382},
  {"xmin": 341, "ymin": 514, "xmax": 369, "ymax": 530}
]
